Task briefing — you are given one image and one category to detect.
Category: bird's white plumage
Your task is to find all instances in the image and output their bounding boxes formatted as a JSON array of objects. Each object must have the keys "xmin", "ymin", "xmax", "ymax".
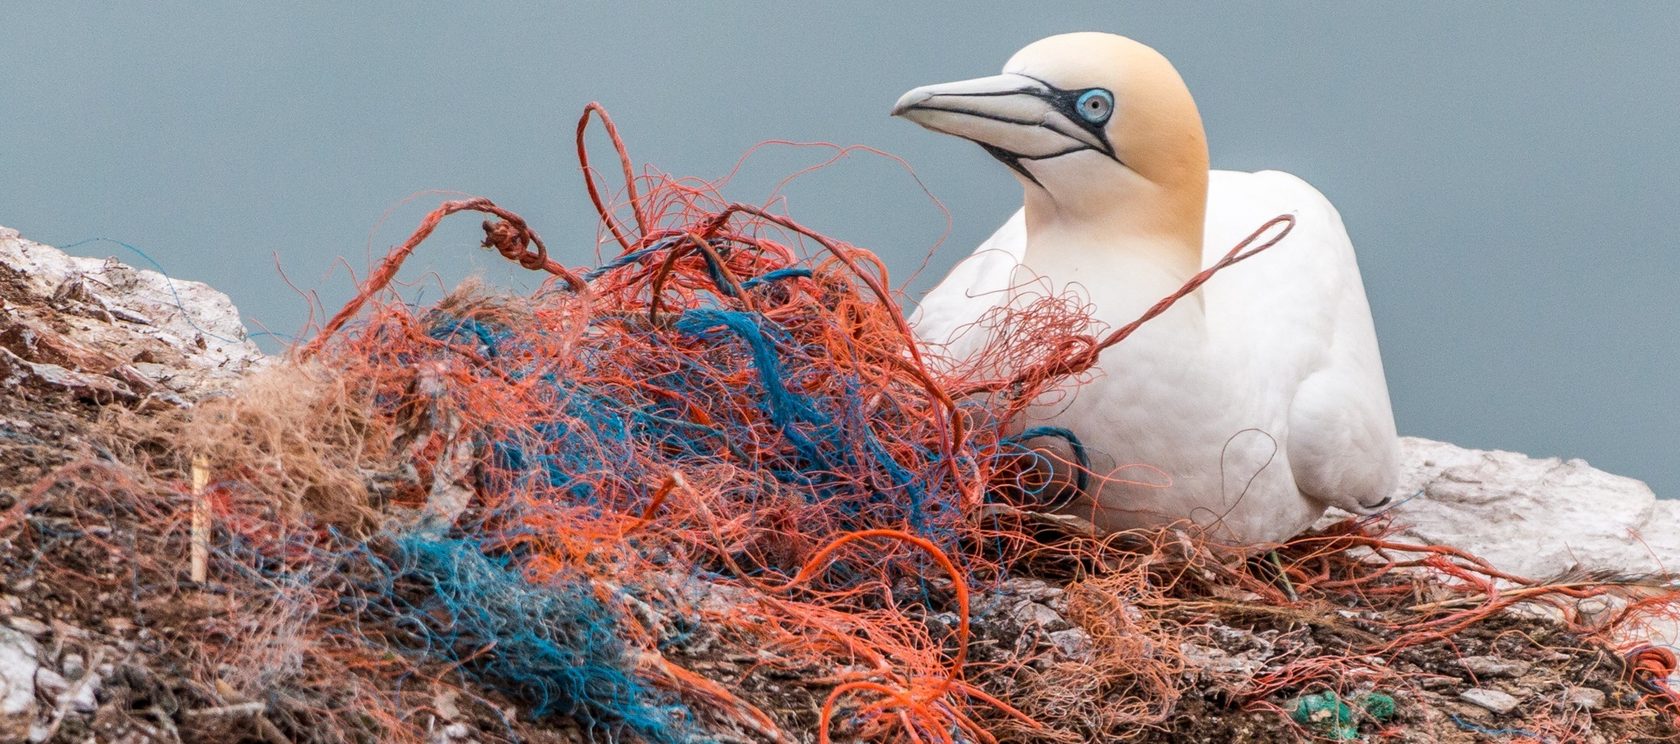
[
  {"xmin": 896, "ymin": 32, "xmax": 1400, "ymax": 543},
  {"xmin": 913, "ymin": 171, "xmax": 1399, "ymax": 543},
  {"xmin": 907, "ymin": 209, "xmax": 1025, "ymax": 365}
]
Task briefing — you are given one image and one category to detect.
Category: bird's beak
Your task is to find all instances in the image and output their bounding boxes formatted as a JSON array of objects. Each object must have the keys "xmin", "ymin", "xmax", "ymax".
[{"xmin": 892, "ymin": 73, "xmax": 1107, "ymax": 161}]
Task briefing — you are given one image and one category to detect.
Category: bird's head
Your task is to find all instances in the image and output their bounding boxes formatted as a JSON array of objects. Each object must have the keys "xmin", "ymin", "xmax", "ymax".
[{"xmin": 894, "ymin": 32, "xmax": 1208, "ymax": 237}]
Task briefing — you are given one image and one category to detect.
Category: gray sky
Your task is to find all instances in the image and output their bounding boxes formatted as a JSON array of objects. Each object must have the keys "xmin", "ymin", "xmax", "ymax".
[{"xmin": 2, "ymin": 3, "xmax": 1675, "ymax": 497}]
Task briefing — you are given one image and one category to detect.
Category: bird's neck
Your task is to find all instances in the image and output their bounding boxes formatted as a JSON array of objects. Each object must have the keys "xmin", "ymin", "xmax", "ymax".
[
  {"xmin": 1021, "ymin": 182, "xmax": 1208, "ymax": 325},
  {"xmin": 1021, "ymin": 167, "xmax": 1205, "ymax": 269}
]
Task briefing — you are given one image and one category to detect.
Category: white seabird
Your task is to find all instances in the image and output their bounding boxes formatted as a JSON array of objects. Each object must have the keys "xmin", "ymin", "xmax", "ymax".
[{"xmin": 893, "ymin": 32, "xmax": 1400, "ymax": 544}]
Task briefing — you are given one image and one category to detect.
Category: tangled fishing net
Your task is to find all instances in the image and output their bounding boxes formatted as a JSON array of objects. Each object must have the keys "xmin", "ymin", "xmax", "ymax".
[{"xmin": 9, "ymin": 104, "xmax": 1680, "ymax": 743}]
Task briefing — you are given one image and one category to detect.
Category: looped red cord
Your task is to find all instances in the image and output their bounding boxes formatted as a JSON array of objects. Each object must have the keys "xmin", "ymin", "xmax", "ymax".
[
  {"xmin": 300, "ymin": 198, "xmax": 588, "ymax": 359},
  {"xmin": 577, "ymin": 101, "xmax": 650, "ymax": 254},
  {"xmin": 1626, "ymin": 645, "xmax": 1680, "ymax": 716},
  {"xmin": 952, "ymin": 213, "xmax": 1296, "ymax": 398}
]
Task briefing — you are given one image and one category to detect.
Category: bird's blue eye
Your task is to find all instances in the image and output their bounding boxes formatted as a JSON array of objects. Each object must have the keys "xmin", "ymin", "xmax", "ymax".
[{"xmin": 1075, "ymin": 88, "xmax": 1114, "ymax": 125}]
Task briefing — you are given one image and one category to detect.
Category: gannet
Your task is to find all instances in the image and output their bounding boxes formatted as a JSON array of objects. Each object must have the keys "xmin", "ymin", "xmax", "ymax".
[{"xmin": 893, "ymin": 32, "xmax": 1400, "ymax": 544}]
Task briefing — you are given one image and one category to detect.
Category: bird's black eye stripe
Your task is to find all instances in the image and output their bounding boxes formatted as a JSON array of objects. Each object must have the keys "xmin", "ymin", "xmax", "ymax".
[
  {"xmin": 1031, "ymin": 85, "xmax": 1117, "ymax": 160},
  {"xmin": 1012, "ymin": 74, "xmax": 1115, "ymax": 139}
]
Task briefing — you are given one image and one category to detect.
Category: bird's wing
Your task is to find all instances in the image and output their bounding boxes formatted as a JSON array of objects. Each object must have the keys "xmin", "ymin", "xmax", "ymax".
[
  {"xmin": 1204, "ymin": 170, "xmax": 1400, "ymax": 511},
  {"xmin": 908, "ymin": 208, "xmax": 1027, "ymax": 360}
]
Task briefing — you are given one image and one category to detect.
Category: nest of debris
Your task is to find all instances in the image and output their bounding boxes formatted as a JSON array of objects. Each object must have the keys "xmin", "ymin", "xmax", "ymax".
[{"xmin": 0, "ymin": 107, "xmax": 1676, "ymax": 743}]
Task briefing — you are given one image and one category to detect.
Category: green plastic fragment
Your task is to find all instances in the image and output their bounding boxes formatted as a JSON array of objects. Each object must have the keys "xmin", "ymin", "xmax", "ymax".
[
  {"xmin": 1292, "ymin": 690, "xmax": 1354, "ymax": 726},
  {"xmin": 1292, "ymin": 689, "xmax": 1396, "ymax": 741},
  {"xmin": 1359, "ymin": 692, "xmax": 1397, "ymax": 721}
]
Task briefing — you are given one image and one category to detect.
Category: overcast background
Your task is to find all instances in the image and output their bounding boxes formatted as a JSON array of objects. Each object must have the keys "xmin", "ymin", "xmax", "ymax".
[{"xmin": 2, "ymin": 3, "xmax": 1674, "ymax": 497}]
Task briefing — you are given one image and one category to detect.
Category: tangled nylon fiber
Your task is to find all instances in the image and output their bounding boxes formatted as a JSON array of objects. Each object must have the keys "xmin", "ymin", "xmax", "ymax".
[
  {"xmin": 381, "ymin": 535, "xmax": 691, "ymax": 742},
  {"xmin": 289, "ymin": 103, "xmax": 1051, "ymax": 743}
]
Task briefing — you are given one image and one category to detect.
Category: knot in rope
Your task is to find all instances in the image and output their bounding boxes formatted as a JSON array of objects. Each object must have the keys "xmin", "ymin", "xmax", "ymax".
[{"xmin": 481, "ymin": 219, "xmax": 547, "ymax": 271}]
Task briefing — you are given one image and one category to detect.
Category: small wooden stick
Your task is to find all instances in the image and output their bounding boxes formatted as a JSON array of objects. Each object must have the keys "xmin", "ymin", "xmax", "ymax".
[
  {"xmin": 184, "ymin": 702, "xmax": 268, "ymax": 718},
  {"xmin": 190, "ymin": 454, "xmax": 210, "ymax": 583}
]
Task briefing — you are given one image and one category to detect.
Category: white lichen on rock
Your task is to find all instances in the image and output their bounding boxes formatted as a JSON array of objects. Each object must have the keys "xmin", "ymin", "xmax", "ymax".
[
  {"xmin": 0, "ymin": 225, "xmax": 268, "ymax": 399},
  {"xmin": 0, "ymin": 627, "xmax": 40, "ymax": 740},
  {"xmin": 1325, "ymin": 436, "xmax": 1680, "ymax": 678},
  {"xmin": 1385, "ymin": 436, "xmax": 1677, "ymax": 581}
]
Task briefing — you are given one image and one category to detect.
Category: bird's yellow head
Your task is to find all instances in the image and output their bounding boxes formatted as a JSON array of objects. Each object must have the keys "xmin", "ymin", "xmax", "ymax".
[{"xmin": 894, "ymin": 32, "xmax": 1208, "ymax": 239}]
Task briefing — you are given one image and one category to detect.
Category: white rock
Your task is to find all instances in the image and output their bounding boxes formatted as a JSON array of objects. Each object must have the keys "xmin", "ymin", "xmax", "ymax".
[
  {"xmin": 0, "ymin": 226, "xmax": 267, "ymax": 393},
  {"xmin": 1179, "ymin": 640, "xmax": 1267, "ymax": 678},
  {"xmin": 1565, "ymin": 686, "xmax": 1606, "ymax": 710},
  {"xmin": 1458, "ymin": 655, "xmax": 1531, "ymax": 679},
  {"xmin": 1381, "ymin": 437, "xmax": 1678, "ymax": 582},
  {"xmin": 998, "ymin": 578, "xmax": 1064, "ymax": 603},
  {"xmin": 63, "ymin": 671, "xmax": 99, "ymax": 713},
  {"xmin": 59, "ymin": 653, "xmax": 84, "ymax": 680},
  {"xmin": 1458, "ymin": 687, "xmax": 1520, "ymax": 714},
  {"xmin": 430, "ymin": 722, "xmax": 472, "ymax": 742},
  {"xmin": 0, "ymin": 627, "xmax": 40, "ymax": 739},
  {"xmin": 32, "ymin": 667, "xmax": 67, "ymax": 696},
  {"xmin": 1046, "ymin": 628, "xmax": 1093, "ymax": 661},
  {"xmin": 1322, "ymin": 437, "xmax": 1680, "ymax": 662},
  {"xmin": 5, "ymin": 617, "xmax": 48, "ymax": 637},
  {"xmin": 432, "ymin": 689, "xmax": 463, "ymax": 720},
  {"xmin": 0, "ymin": 348, "xmax": 136, "ymax": 402},
  {"xmin": 1008, "ymin": 600, "xmax": 1070, "ymax": 632}
]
